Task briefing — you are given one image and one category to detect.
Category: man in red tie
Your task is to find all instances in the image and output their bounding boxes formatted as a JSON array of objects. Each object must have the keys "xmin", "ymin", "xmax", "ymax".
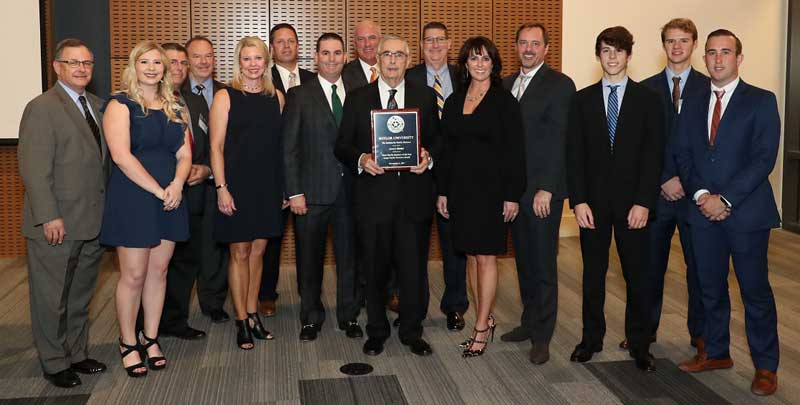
[{"xmin": 675, "ymin": 29, "xmax": 781, "ymax": 396}]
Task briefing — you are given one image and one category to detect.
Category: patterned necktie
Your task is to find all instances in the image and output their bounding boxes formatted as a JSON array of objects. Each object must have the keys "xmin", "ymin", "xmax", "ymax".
[
  {"xmin": 387, "ymin": 89, "xmax": 398, "ymax": 109},
  {"xmin": 672, "ymin": 76, "xmax": 681, "ymax": 112},
  {"xmin": 369, "ymin": 67, "xmax": 378, "ymax": 83},
  {"xmin": 516, "ymin": 74, "xmax": 529, "ymax": 100},
  {"xmin": 194, "ymin": 83, "xmax": 205, "ymax": 95},
  {"xmin": 331, "ymin": 84, "xmax": 343, "ymax": 127},
  {"xmin": 607, "ymin": 85, "xmax": 620, "ymax": 151},
  {"xmin": 288, "ymin": 72, "xmax": 297, "ymax": 89},
  {"xmin": 78, "ymin": 95, "xmax": 101, "ymax": 148},
  {"xmin": 710, "ymin": 90, "xmax": 725, "ymax": 146},
  {"xmin": 433, "ymin": 73, "xmax": 445, "ymax": 119}
]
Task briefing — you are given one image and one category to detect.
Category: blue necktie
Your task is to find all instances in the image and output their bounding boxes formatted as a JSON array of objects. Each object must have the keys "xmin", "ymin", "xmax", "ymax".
[{"xmin": 607, "ymin": 85, "xmax": 620, "ymax": 151}]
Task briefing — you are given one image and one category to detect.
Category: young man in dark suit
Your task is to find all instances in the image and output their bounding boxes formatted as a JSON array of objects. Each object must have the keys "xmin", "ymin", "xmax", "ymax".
[
  {"xmin": 633, "ymin": 18, "xmax": 709, "ymax": 354},
  {"xmin": 335, "ymin": 35, "xmax": 441, "ymax": 357},
  {"xmin": 676, "ymin": 29, "xmax": 781, "ymax": 397},
  {"xmin": 566, "ymin": 26, "xmax": 664, "ymax": 372},
  {"xmin": 503, "ymin": 22, "xmax": 575, "ymax": 365},
  {"xmin": 405, "ymin": 21, "xmax": 468, "ymax": 332},
  {"xmin": 284, "ymin": 33, "xmax": 362, "ymax": 342}
]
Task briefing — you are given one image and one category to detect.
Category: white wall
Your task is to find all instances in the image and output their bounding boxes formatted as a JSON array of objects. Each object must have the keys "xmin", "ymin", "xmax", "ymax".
[
  {"xmin": 558, "ymin": 0, "xmax": 788, "ymax": 235},
  {"xmin": 1, "ymin": 2, "xmax": 41, "ymax": 139}
]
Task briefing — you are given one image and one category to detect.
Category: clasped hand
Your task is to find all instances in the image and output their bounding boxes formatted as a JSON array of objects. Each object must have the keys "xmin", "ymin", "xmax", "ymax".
[
  {"xmin": 697, "ymin": 193, "xmax": 731, "ymax": 221},
  {"xmin": 159, "ymin": 182, "xmax": 183, "ymax": 211}
]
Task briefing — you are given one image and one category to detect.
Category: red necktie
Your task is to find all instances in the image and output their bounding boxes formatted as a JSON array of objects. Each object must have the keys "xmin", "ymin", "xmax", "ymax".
[
  {"xmin": 672, "ymin": 76, "xmax": 681, "ymax": 112},
  {"xmin": 710, "ymin": 90, "xmax": 725, "ymax": 146}
]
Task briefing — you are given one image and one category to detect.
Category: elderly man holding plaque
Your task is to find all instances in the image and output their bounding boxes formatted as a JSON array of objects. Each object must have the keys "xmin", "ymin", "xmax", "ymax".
[{"xmin": 335, "ymin": 34, "xmax": 441, "ymax": 357}]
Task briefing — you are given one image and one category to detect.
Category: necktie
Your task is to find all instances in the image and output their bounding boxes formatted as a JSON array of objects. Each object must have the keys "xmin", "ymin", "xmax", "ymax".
[
  {"xmin": 288, "ymin": 72, "xmax": 297, "ymax": 89},
  {"xmin": 369, "ymin": 67, "xmax": 378, "ymax": 83},
  {"xmin": 710, "ymin": 90, "xmax": 725, "ymax": 146},
  {"xmin": 331, "ymin": 84, "xmax": 343, "ymax": 127},
  {"xmin": 387, "ymin": 89, "xmax": 398, "ymax": 110},
  {"xmin": 607, "ymin": 85, "xmax": 620, "ymax": 151},
  {"xmin": 78, "ymin": 95, "xmax": 101, "ymax": 148},
  {"xmin": 516, "ymin": 74, "xmax": 528, "ymax": 100},
  {"xmin": 672, "ymin": 76, "xmax": 681, "ymax": 112},
  {"xmin": 194, "ymin": 83, "xmax": 205, "ymax": 95},
  {"xmin": 433, "ymin": 73, "xmax": 445, "ymax": 118}
]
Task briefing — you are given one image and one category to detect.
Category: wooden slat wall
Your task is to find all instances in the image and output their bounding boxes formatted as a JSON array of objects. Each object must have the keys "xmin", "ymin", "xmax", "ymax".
[
  {"xmin": 270, "ymin": 0, "xmax": 346, "ymax": 72},
  {"xmin": 420, "ymin": 0, "xmax": 492, "ymax": 68},
  {"xmin": 0, "ymin": 147, "xmax": 26, "ymax": 257}
]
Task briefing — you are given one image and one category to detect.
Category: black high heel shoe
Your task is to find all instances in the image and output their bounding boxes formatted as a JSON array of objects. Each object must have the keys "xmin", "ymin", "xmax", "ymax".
[
  {"xmin": 236, "ymin": 319, "xmax": 254, "ymax": 350},
  {"xmin": 118, "ymin": 337, "xmax": 147, "ymax": 377},
  {"xmin": 458, "ymin": 315, "xmax": 496, "ymax": 348},
  {"xmin": 140, "ymin": 333, "xmax": 167, "ymax": 370},
  {"xmin": 463, "ymin": 326, "xmax": 492, "ymax": 358},
  {"xmin": 247, "ymin": 313, "xmax": 274, "ymax": 340}
]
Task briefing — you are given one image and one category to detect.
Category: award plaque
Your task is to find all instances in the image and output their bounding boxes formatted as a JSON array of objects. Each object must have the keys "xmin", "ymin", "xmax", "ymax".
[{"xmin": 370, "ymin": 108, "xmax": 421, "ymax": 170}]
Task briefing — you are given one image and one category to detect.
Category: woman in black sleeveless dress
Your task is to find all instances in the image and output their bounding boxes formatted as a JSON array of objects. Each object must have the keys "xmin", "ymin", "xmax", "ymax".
[{"xmin": 209, "ymin": 36, "xmax": 285, "ymax": 350}]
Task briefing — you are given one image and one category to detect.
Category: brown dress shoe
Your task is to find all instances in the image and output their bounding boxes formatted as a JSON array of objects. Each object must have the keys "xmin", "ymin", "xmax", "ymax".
[
  {"xmin": 678, "ymin": 353, "xmax": 733, "ymax": 373},
  {"xmin": 259, "ymin": 300, "xmax": 276, "ymax": 317},
  {"xmin": 387, "ymin": 294, "xmax": 400, "ymax": 314},
  {"xmin": 529, "ymin": 343, "xmax": 550, "ymax": 365},
  {"xmin": 751, "ymin": 369, "xmax": 777, "ymax": 396}
]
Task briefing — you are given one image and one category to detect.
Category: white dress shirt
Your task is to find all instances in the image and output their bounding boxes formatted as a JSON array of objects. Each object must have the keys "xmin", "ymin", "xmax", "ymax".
[
  {"xmin": 359, "ymin": 58, "xmax": 379, "ymax": 82},
  {"xmin": 511, "ymin": 62, "xmax": 544, "ymax": 99},
  {"xmin": 318, "ymin": 74, "xmax": 346, "ymax": 109},
  {"xmin": 377, "ymin": 78, "xmax": 405, "ymax": 108},
  {"xmin": 275, "ymin": 63, "xmax": 302, "ymax": 91}
]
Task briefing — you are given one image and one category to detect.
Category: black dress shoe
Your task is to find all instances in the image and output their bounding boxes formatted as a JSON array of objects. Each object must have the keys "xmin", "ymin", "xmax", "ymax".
[
  {"xmin": 363, "ymin": 338, "xmax": 385, "ymax": 356},
  {"xmin": 403, "ymin": 338, "xmax": 433, "ymax": 356},
  {"xmin": 340, "ymin": 321, "xmax": 364, "ymax": 338},
  {"xmin": 160, "ymin": 325, "xmax": 206, "ymax": 340},
  {"xmin": 204, "ymin": 309, "xmax": 230, "ymax": 323},
  {"xmin": 500, "ymin": 326, "xmax": 530, "ymax": 342},
  {"xmin": 299, "ymin": 324, "xmax": 320, "ymax": 341},
  {"xmin": 70, "ymin": 358, "xmax": 107, "ymax": 374},
  {"xmin": 569, "ymin": 342, "xmax": 602, "ymax": 363},
  {"xmin": 634, "ymin": 351, "xmax": 657, "ymax": 372},
  {"xmin": 446, "ymin": 312, "xmax": 465, "ymax": 331},
  {"xmin": 43, "ymin": 369, "xmax": 81, "ymax": 388}
]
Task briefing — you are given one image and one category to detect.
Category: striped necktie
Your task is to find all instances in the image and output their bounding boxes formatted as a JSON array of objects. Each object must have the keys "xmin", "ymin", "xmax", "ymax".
[
  {"xmin": 607, "ymin": 85, "xmax": 620, "ymax": 152},
  {"xmin": 433, "ymin": 73, "xmax": 445, "ymax": 118}
]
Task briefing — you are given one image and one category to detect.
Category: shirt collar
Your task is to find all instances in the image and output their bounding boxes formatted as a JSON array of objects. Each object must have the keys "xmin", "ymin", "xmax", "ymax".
[
  {"xmin": 57, "ymin": 80, "xmax": 86, "ymax": 101},
  {"xmin": 711, "ymin": 76, "xmax": 740, "ymax": 94},
  {"xmin": 520, "ymin": 62, "xmax": 544, "ymax": 79},
  {"xmin": 666, "ymin": 67, "xmax": 691, "ymax": 84},
  {"xmin": 378, "ymin": 77, "xmax": 404, "ymax": 92},
  {"xmin": 601, "ymin": 75, "xmax": 629, "ymax": 90},
  {"xmin": 189, "ymin": 76, "xmax": 213, "ymax": 90},
  {"xmin": 275, "ymin": 63, "xmax": 299, "ymax": 77},
  {"xmin": 318, "ymin": 74, "xmax": 344, "ymax": 88},
  {"xmin": 426, "ymin": 63, "xmax": 449, "ymax": 77}
]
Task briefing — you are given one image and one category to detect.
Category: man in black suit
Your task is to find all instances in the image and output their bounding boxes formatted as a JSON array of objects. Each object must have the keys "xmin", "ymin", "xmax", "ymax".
[
  {"xmin": 503, "ymin": 23, "xmax": 575, "ymax": 365},
  {"xmin": 258, "ymin": 23, "xmax": 317, "ymax": 318},
  {"xmin": 566, "ymin": 26, "xmax": 664, "ymax": 372},
  {"xmin": 342, "ymin": 19, "xmax": 381, "ymax": 91},
  {"xmin": 284, "ymin": 33, "xmax": 362, "ymax": 342},
  {"xmin": 634, "ymin": 18, "xmax": 708, "ymax": 354},
  {"xmin": 405, "ymin": 21, "xmax": 467, "ymax": 332},
  {"xmin": 335, "ymin": 35, "xmax": 441, "ymax": 357}
]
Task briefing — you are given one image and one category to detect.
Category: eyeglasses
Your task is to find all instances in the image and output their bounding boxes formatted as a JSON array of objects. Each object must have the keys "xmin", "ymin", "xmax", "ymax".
[
  {"xmin": 379, "ymin": 51, "xmax": 408, "ymax": 60},
  {"xmin": 170, "ymin": 60, "xmax": 190, "ymax": 67},
  {"xmin": 56, "ymin": 59, "xmax": 95, "ymax": 68},
  {"xmin": 423, "ymin": 36, "xmax": 448, "ymax": 44}
]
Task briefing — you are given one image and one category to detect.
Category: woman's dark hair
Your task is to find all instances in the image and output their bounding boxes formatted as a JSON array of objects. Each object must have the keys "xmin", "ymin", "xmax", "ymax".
[{"xmin": 456, "ymin": 36, "xmax": 503, "ymax": 87}]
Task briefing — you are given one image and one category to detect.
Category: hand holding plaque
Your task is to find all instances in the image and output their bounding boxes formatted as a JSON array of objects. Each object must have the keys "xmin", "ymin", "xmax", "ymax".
[{"xmin": 370, "ymin": 108, "xmax": 421, "ymax": 170}]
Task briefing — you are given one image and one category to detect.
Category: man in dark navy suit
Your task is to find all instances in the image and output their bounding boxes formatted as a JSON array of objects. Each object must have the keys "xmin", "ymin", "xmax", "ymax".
[
  {"xmin": 632, "ymin": 18, "xmax": 709, "ymax": 354},
  {"xmin": 676, "ymin": 29, "xmax": 781, "ymax": 397}
]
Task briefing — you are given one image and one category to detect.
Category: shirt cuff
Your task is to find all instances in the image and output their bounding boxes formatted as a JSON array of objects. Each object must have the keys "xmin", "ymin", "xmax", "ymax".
[
  {"xmin": 289, "ymin": 194, "xmax": 304, "ymax": 199},
  {"xmin": 427, "ymin": 156, "xmax": 434, "ymax": 170},
  {"xmin": 693, "ymin": 189, "xmax": 710, "ymax": 202},
  {"xmin": 720, "ymin": 195, "xmax": 733, "ymax": 208},
  {"xmin": 357, "ymin": 153, "xmax": 366, "ymax": 174}
]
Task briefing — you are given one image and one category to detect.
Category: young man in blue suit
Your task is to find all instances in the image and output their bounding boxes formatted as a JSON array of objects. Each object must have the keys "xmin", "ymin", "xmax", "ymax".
[
  {"xmin": 676, "ymin": 29, "xmax": 781, "ymax": 397},
  {"xmin": 631, "ymin": 18, "xmax": 708, "ymax": 353}
]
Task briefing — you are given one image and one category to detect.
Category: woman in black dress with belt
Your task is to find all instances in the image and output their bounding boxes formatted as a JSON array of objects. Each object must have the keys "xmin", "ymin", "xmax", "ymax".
[
  {"xmin": 209, "ymin": 36, "xmax": 285, "ymax": 350},
  {"xmin": 436, "ymin": 37, "xmax": 525, "ymax": 357}
]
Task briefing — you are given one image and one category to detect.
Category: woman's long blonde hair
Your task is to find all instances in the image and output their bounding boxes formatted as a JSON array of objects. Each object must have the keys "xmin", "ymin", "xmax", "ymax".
[
  {"xmin": 119, "ymin": 40, "xmax": 184, "ymax": 124},
  {"xmin": 230, "ymin": 36, "xmax": 276, "ymax": 97}
]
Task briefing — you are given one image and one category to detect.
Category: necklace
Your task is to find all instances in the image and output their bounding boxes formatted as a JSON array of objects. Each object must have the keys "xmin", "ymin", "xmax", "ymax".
[
  {"xmin": 243, "ymin": 82, "xmax": 263, "ymax": 92},
  {"xmin": 465, "ymin": 90, "xmax": 486, "ymax": 102}
]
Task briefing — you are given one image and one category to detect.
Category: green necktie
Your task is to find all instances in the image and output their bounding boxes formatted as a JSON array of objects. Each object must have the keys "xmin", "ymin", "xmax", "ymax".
[{"xmin": 331, "ymin": 84, "xmax": 343, "ymax": 127}]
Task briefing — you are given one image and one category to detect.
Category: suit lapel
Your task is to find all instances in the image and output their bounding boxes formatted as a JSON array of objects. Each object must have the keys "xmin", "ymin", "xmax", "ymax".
[
  {"xmin": 520, "ymin": 65, "xmax": 548, "ymax": 101},
  {"xmin": 54, "ymin": 84, "xmax": 101, "ymax": 157},
  {"xmin": 716, "ymin": 80, "xmax": 747, "ymax": 146},
  {"xmin": 87, "ymin": 94, "xmax": 108, "ymax": 161},
  {"xmin": 588, "ymin": 82, "xmax": 612, "ymax": 155},
  {"xmin": 310, "ymin": 78, "xmax": 337, "ymax": 127}
]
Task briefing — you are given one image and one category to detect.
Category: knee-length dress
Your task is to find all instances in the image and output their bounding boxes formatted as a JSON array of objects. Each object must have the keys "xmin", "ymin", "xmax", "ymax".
[
  {"xmin": 213, "ymin": 88, "xmax": 284, "ymax": 243},
  {"xmin": 438, "ymin": 86, "xmax": 526, "ymax": 254},
  {"xmin": 99, "ymin": 94, "xmax": 189, "ymax": 247}
]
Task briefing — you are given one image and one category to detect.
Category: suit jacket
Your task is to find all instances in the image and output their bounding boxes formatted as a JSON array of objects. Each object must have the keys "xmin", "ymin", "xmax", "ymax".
[
  {"xmin": 676, "ymin": 79, "xmax": 781, "ymax": 231},
  {"xmin": 180, "ymin": 79, "xmax": 225, "ymax": 215},
  {"xmin": 342, "ymin": 59, "xmax": 370, "ymax": 91},
  {"xmin": 284, "ymin": 76, "xmax": 352, "ymax": 205},
  {"xmin": 271, "ymin": 64, "xmax": 315, "ymax": 95},
  {"xmin": 334, "ymin": 80, "xmax": 442, "ymax": 223},
  {"xmin": 503, "ymin": 64, "xmax": 576, "ymax": 201},
  {"xmin": 404, "ymin": 63, "xmax": 461, "ymax": 95},
  {"xmin": 18, "ymin": 84, "xmax": 107, "ymax": 240},
  {"xmin": 566, "ymin": 79, "xmax": 665, "ymax": 218}
]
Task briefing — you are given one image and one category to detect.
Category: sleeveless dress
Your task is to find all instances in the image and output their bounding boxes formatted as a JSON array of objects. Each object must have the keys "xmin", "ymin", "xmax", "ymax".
[
  {"xmin": 213, "ymin": 88, "xmax": 284, "ymax": 243},
  {"xmin": 99, "ymin": 94, "xmax": 189, "ymax": 247}
]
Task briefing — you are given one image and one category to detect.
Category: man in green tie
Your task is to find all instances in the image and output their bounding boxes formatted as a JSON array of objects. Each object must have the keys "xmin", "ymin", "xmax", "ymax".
[{"xmin": 283, "ymin": 33, "xmax": 362, "ymax": 342}]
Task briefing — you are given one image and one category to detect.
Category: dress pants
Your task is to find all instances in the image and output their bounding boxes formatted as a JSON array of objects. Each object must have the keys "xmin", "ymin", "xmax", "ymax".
[
  {"xmin": 434, "ymin": 213, "xmax": 468, "ymax": 314},
  {"xmin": 645, "ymin": 196, "xmax": 704, "ymax": 340},
  {"xmin": 579, "ymin": 211, "xmax": 651, "ymax": 352},
  {"xmin": 195, "ymin": 189, "xmax": 228, "ymax": 314},
  {"xmin": 27, "ymin": 237, "xmax": 104, "ymax": 374},
  {"xmin": 259, "ymin": 210, "xmax": 289, "ymax": 301},
  {"xmin": 358, "ymin": 218, "xmax": 429, "ymax": 342},
  {"xmin": 295, "ymin": 185, "xmax": 360, "ymax": 326},
  {"xmin": 691, "ymin": 226, "xmax": 779, "ymax": 372},
  {"xmin": 511, "ymin": 198, "xmax": 563, "ymax": 345}
]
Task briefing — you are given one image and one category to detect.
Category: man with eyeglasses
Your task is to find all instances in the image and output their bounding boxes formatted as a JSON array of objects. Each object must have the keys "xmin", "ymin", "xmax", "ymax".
[
  {"xmin": 405, "ymin": 22, "xmax": 468, "ymax": 332},
  {"xmin": 19, "ymin": 38, "xmax": 108, "ymax": 388},
  {"xmin": 342, "ymin": 19, "xmax": 381, "ymax": 91},
  {"xmin": 335, "ymin": 35, "xmax": 441, "ymax": 357}
]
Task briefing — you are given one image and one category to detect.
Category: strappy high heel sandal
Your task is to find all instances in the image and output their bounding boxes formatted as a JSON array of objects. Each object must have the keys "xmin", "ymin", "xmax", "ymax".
[
  {"xmin": 462, "ymin": 326, "xmax": 491, "ymax": 358},
  {"xmin": 248, "ymin": 312, "xmax": 274, "ymax": 340},
  {"xmin": 236, "ymin": 319, "xmax": 254, "ymax": 350},
  {"xmin": 140, "ymin": 333, "xmax": 167, "ymax": 370},
  {"xmin": 459, "ymin": 315, "xmax": 496, "ymax": 348},
  {"xmin": 118, "ymin": 337, "xmax": 147, "ymax": 377}
]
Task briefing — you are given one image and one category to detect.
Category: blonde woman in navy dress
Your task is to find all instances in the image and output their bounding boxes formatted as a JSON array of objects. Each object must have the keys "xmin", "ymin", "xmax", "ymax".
[
  {"xmin": 209, "ymin": 36, "xmax": 286, "ymax": 350},
  {"xmin": 101, "ymin": 41, "xmax": 191, "ymax": 376}
]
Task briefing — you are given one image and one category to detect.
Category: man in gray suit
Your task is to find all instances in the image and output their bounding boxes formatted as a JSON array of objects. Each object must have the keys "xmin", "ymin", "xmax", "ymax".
[
  {"xmin": 18, "ymin": 38, "xmax": 108, "ymax": 388},
  {"xmin": 503, "ymin": 23, "xmax": 576, "ymax": 364},
  {"xmin": 284, "ymin": 33, "xmax": 362, "ymax": 342}
]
